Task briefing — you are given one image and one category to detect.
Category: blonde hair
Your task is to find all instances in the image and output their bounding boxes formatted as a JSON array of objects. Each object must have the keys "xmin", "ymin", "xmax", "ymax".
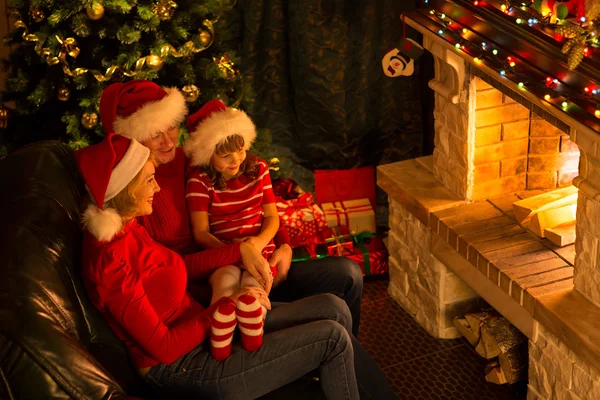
[
  {"xmin": 205, "ymin": 133, "xmax": 259, "ymax": 189},
  {"xmin": 104, "ymin": 153, "xmax": 157, "ymax": 218}
]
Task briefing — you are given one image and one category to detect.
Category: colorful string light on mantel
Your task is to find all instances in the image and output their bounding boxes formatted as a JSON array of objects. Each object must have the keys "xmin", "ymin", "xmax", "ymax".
[
  {"xmin": 469, "ymin": 0, "xmax": 600, "ymax": 71},
  {"xmin": 421, "ymin": 8, "xmax": 600, "ymax": 123}
]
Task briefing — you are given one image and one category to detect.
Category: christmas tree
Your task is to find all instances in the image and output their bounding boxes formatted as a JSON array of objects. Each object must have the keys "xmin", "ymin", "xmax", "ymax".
[{"xmin": 0, "ymin": 0, "xmax": 251, "ymax": 155}]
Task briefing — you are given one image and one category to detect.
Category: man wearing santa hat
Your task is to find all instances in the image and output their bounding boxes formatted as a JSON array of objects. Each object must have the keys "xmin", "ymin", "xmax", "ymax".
[{"xmin": 99, "ymin": 79, "xmax": 364, "ymax": 336}]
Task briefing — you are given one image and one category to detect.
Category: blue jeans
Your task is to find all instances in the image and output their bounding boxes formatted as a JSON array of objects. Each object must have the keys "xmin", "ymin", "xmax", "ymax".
[
  {"xmin": 143, "ymin": 295, "xmax": 397, "ymax": 400},
  {"xmin": 270, "ymin": 256, "xmax": 363, "ymax": 336}
]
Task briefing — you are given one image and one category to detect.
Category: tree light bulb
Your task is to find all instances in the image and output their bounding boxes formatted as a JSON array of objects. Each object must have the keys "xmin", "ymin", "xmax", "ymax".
[
  {"xmin": 455, "ymin": 43, "xmax": 461, "ymax": 49},
  {"xmin": 438, "ymin": 29, "xmax": 444, "ymax": 35},
  {"xmin": 544, "ymin": 94, "xmax": 551, "ymax": 101},
  {"xmin": 441, "ymin": 13, "xmax": 446, "ymax": 18},
  {"xmin": 474, "ymin": 0, "xmax": 479, "ymax": 5},
  {"xmin": 501, "ymin": 4, "xmax": 507, "ymax": 11},
  {"xmin": 482, "ymin": 42, "xmax": 487, "ymax": 47},
  {"xmin": 553, "ymin": 78, "xmax": 559, "ymax": 84},
  {"xmin": 474, "ymin": 57, "xmax": 481, "ymax": 62},
  {"xmin": 430, "ymin": 10, "xmax": 435, "ymax": 14},
  {"xmin": 492, "ymin": 49, "xmax": 498, "ymax": 55},
  {"xmin": 562, "ymin": 101, "xmax": 568, "ymax": 108},
  {"xmin": 463, "ymin": 28, "xmax": 468, "ymax": 33},
  {"xmin": 509, "ymin": 61, "xmax": 516, "ymax": 67},
  {"xmin": 500, "ymin": 70, "xmax": 506, "ymax": 76},
  {"xmin": 518, "ymin": 82, "xmax": 524, "ymax": 88},
  {"xmin": 595, "ymin": 110, "xmax": 600, "ymax": 118},
  {"xmin": 581, "ymin": 17, "xmax": 587, "ymax": 22},
  {"xmin": 516, "ymin": 18, "xmax": 522, "ymax": 24}
]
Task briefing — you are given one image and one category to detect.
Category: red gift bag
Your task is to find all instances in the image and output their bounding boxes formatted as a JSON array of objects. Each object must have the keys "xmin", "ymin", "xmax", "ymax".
[{"xmin": 314, "ymin": 166, "xmax": 376, "ymax": 209}]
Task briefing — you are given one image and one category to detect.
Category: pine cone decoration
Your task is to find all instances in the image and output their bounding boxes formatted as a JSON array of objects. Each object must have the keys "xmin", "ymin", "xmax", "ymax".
[
  {"xmin": 568, "ymin": 42, "xmax": 586, "ymax": 71},
  {"xmin": 555, "ymin": 24, "xmax": 583, "ymax": 39},
  {"xmin": 561, "ymin": 37, "xmax": 580, "ymax": 54}
]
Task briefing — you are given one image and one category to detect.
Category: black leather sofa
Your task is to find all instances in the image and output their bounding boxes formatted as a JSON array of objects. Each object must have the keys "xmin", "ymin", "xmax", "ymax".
[{"xmin": 0, "ymin": 141, "xmax": 151, "ymax": 399}]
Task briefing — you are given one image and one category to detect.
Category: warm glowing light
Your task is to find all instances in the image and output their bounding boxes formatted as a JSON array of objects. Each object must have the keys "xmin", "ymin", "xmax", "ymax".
[
  {"xmin": 441, "ymin": 13, "xmax": 446, "ymax": 18},
  {"xmin": 507, "ymin": 56, "xmax": 512, "ymax": 61},
  {"xmin": 455, "ymin": 43, "xmax": 461, "ymax": 49},
  {"xmin": 542, "ymin": 11, "xmax": 548, "ymax": 16},
  {"xmin": 500, "ymin": 70, "xmax": 506, "ymax": 76},
  {"xmin": 430, "ymin": 10, "xmax": 435, "ymax": 14},
  {"xmin": 474, "ymin": 0, "xmax": 479, "ymax": 5},
  {"xmin": 473, "ymin": 57, "xmax": 481, "ymax": 62},
  {"xmin": 581, "ymin": 17, "xmax": 587, "ymax": 22},
  {"xmin": 595, "ymin": 110, "xmax": 600, "ymax": 118},
  {"xmin": 584, "ymin": 47, "xmax": 590, "ymax": 54},
  {"xmin": 518, "ymin": 82, "xmax": 524, "ymax": 88},
  {"xmin": 544, "ymin": 94, "xmax": 551, "ymax": 101},
  {"xmin": 448, "ymin": 21, "xmax": 452, "ymax": 25},
  {"xmin": 509, "ymin": 61, "xmax": 516, "ymax": 67},
  {"xmin": 516, "ymin": 18, "xmax": 522, "ymax": 24},
  {"xmin": 501, "ymin": 4, "xmax": 507, "ymax": 11},
  {"xmin": 585, "ymin": 87, "xmax": 590, "ymax": 93},
  {"xmin": 492, "ymin": 49, "xmax": 498, "ymax": 55},
  {"xmin": 546, "ymin": 77, "xmax": 552, "ymax": 83},
  {"xmin": 562, "ymin": 101, "xmax": 568, "ymax": 108}
]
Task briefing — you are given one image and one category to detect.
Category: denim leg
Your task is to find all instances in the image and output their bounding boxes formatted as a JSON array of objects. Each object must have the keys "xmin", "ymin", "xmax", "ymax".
[
  {"xmin": 265, "ymin": 293, "xmax": 353, "ymax": 333},
  {"xmin": 270, "ymin": 256, "xmax": 363, "ymax": 336},
  {"xmin": 144, "ymin": 320, "xmax": 358, "ymax": 400}
]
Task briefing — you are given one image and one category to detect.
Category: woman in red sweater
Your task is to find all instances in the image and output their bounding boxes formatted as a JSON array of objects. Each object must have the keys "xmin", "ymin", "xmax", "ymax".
[{"xmin": 77, "ymin": 133, "xmax": 398, "ymax": 399}]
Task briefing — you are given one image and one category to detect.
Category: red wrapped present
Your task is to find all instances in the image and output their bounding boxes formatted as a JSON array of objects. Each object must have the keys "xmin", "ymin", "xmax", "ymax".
[
  {"xmin": 323, "ymin": 227, "xmax": 354, "ymax": 257},
  {"xmin": 272, "ymin": 178, "xmax": 302, "ymax": 200},
  {"xmin": 348, "ymin": 233, "xmax": 389, "ymax": 276},
  {"xmin": 276, "ymin": 192, "xmax": 327, "ymax": 248}
]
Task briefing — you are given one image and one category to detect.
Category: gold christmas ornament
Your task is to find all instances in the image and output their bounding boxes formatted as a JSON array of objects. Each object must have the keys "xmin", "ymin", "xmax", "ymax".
[
  {"xmin": 199, "ymin": 30, "xmax": 212, "ymax": 47},
  {"xmin": 81, "ymin": 112, "xmax": 98, "ymax": 129},
  {"xmin": 0, "ymin": 105, "xmax": 9, "ymax": 129},
  {"xmin": 152, "ymin": 0, "xmax": 178, "ymax": 21},
  {"xmin": 268, "ymin": 157, "xmax": 280, "ymax": 171},
  {"xmin": 145, "ymin": 55, "xmax": 164, "ymax": 70},
  {"xmin": 214, "ymin": 54, "xmax": 236, "ymax": 80},
  {"xmin": 86, "ymin": 3, "xmax": 105, "ymax": 20},
  {"xmin": 57, "ymin": 87, "xmax": 71, "ymax": 101},
  {"xmin": 29, "ymin": 7, "xmax": 45, "ymax": 23},
  {"xmin": 182, "ymin": 85, "xmax": 200, "ymax": 102}
]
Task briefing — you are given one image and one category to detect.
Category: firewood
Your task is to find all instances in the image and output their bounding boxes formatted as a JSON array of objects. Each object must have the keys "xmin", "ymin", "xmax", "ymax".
[
  {"xmin": 529, "ymin": 204, "xmax": 577, "ymax": 238},
  {"xmin": 476, "ymin": 315, "xmax": 526, "ymax": 359},
  {"xmin": 453, "ymin": 317, "xmax": 479, "ymax": 346},
  {"xmin": 485, "ymin": 365, "xmax": 508, "ymax": 385},
  {"xmin": 498, "ymin": 343, "xmax": 528, "ymax": 384},
  {"xmin": 544, "ymin": 221, "xmax": 576, "ymax": 247},
  {"xmin": 512, "ymin": 186, "xmax": 578, "ymax": 223},
  {"xmin": 464, "ymin": 309, "xmax": 498, "ymax": 340}
]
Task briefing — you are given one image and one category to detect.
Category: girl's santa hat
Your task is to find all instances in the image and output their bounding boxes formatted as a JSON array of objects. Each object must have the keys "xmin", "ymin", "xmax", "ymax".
[
  {"xmin": 100, "ymin": 80, "xmax": 188, "ymax": 143},
  {"xmin": 183, "ymin": 100, "xmax": 256, "ymax": 167},
  {"xmin": 75, "ymin": 133, "xmax": 150, "ymax": 242}
]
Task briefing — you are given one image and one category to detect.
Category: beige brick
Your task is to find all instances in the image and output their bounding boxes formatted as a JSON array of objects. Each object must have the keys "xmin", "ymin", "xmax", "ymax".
[
  {"xmin": 475, "ymin": 103, "xmax": 530, "ymax": 127},
  {"xmin": 528, "ymin": 153, "xmax": 580, "ymax": 172},
  {"xmin": 476, "ymin": 89, "xmax": 504, "ymax": 109},
  {"xmin": 530, "ymin": 137, "xmax": 560, "ymax": 154},
  {"xmin": 474, "ymin": 77, "xmax": 493, "ymax": 90},
  {"xmin": 502, "ymin": 120, "xmax": 530, "ymax": 141},
  {"xmin": 474, "ymin": 139, "xmax": 528, "ymax": 164},
  {"xmin": 475, "ymin": 125, "xmax": 501, "ymax": 147},
  {"xmin": 530, "ymin": 117, "xmax": 568, "ymax": 137},
  {"xmin": 558, "ymin": 170, "xmax": 578, "ymax": 187},
  {"xmin": 560, "ymin": 136, "xmax": 580, "ymax": 153},
  {"xmin": 501, "ymin": 156, "xmax": 527, "ymax": 177},
  {"xmin": 502, "ymin": 93, "xmax": 516, "ymax": 104},
  {"xmin": 471, "ymin": 174, "xmax": 527, "ymax": 200},
  {"xmin": 527, "ymin": 172, "xmax": 558, "ymax": 190},
  {"xmin": 474, "ymin": 162, "xmax": 500, "ymax": 183}
]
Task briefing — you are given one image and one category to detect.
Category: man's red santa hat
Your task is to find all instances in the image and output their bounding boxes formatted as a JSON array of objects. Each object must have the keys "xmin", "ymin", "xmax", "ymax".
[
  {"xmin": 100, "ymin": 80, "xmax": 187, "ymax": 143},
  {"xmin": 183, "ymin": 99, "xmax": 256, "ymax": 167},
  {"xmin": 75, "ymin": 133, "xmax": 150, "ymax": 242}
]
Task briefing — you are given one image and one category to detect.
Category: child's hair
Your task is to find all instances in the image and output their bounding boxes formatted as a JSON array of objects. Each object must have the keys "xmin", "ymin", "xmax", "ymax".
[
  {"xmin": 103, "ymin": 153, "xmax": 157, "ymax": 218},
  {"xmin": 205, "ymin": 133, "xmax": 259, "ymax": 189}
]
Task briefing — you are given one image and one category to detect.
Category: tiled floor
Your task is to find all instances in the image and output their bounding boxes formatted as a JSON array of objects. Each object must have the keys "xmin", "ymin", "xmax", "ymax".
[
  {"xmin": 360, "ymin": 275, "xmax": 527, "ymax": 400},
  {"xmin": 262, "ymin": 275, "xmax": 528, "ymax": 399}
]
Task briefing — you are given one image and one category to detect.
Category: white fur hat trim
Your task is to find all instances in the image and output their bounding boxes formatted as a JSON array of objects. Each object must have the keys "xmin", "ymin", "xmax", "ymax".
[
  {"xmin": 82, "ymin": 204, "xmax": 124, "ymax": 242},
  {"xmin": 113, "ymin": 88, "xmax": 187, "ymax": 143},
  {"xmin": 183, "ymin": 108, "xmax": 256, "ymax": 167}
]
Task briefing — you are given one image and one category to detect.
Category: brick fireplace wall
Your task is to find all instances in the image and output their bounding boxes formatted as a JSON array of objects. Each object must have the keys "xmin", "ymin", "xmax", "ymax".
[{"xmin": 433, "ymin": 75, "xmax": 580, "ymax": 201}]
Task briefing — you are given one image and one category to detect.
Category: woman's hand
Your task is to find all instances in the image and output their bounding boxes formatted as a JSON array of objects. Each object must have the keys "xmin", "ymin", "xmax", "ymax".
[
  {"xmin": 269, "ymin": 244, "xmax": 292, "ymax": 287},
  {"xmin": 239, "ymin": 242, "xmax": 273, "ymax": 293},
  {"xmin": 229, "ymin": 286, "xmax": 271, "ymax": 310}
]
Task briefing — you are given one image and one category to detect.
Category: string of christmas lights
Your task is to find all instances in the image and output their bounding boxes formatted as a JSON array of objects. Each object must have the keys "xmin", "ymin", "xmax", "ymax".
[{"xmin": 424, "ymin": 8, "xmax": 600, "ymax": 123}]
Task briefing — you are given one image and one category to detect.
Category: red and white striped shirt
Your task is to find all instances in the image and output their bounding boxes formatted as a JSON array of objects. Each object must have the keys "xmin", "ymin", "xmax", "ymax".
[{"xmin": 186, "ymin": 156, "xmax": 276, "ymax": 259}]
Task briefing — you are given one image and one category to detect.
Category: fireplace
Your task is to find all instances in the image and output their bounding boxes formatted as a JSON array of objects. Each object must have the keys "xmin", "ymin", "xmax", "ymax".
[{"xmin": 378, "ymin": 0, "xmax": 600, "ymax": 398}]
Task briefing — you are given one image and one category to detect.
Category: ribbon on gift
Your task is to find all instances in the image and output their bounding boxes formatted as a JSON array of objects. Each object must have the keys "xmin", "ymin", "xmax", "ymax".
[
  {"xmin": 291, "ymin": 236, "xmax": 328, "ymax": 262},
  {"xmin": 352, "ymin": 231, "xmax": 378, "ymax": 275}
]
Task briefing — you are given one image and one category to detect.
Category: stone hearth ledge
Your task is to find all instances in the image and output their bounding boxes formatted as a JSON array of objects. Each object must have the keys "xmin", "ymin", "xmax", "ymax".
[{"xmin": 379, "ymin": 157, "xmax": 600, "ymax": 374}]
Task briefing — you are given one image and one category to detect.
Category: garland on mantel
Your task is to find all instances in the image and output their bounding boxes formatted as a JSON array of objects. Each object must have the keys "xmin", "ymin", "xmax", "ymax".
[{"xmin": 423, "ymin": 8, "xmax": 600, "ymax": 129}]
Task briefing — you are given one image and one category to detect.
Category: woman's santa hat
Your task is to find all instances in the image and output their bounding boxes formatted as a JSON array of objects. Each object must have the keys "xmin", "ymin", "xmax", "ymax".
[
  {"xmin": 75, "ymin": 133, "xmax": 150, "ymax": 242},
  {"xmin": 100, "ymin": 80, "xmax": 188, "ymax": 143},
  {"xmin": 183, "ymin": 100, "xmax": 256, "ymax": 167}
]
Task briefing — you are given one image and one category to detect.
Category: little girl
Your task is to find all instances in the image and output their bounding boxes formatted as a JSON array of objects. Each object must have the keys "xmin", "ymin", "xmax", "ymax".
[{"xmin": 183, "ymin": 99, "xmax": 279, "ymax": 360}]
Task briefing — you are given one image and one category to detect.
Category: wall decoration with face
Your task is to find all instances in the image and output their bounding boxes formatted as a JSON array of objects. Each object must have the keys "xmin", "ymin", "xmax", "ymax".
[{"xmin": 382, "ymin": 38, "xmax": 424, "ymax": 78}]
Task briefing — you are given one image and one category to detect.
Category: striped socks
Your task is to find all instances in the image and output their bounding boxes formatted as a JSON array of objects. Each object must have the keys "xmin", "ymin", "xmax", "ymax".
[
  {"xmin": 236, "ymin": 294, "xmax": 264, "ymax": 352},
  {"xmin": 210, "ymin": 302, "xmax": 237, "ymax": 361}
]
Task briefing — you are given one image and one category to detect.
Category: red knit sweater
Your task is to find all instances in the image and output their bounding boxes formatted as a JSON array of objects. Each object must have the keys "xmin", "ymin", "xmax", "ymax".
[
  {"xmin": 139, "ymin": 148, "xmax": 291, "ymax": 279},
  {"xmin": 81, "ymin": 219, "xmax": 227, "ymax": 369}
]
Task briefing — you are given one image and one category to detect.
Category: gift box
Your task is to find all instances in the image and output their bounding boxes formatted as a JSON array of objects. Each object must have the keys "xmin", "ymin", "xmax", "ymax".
[
  {"xmin": 348, "ymin": 233, "xmax": 389, "ymax": 276},
  {"xmin": 291, "ymin": 238, "xmax": 329, "ymax": 262},
  {"xmin": 323, "ymin": 227, "xmax": 354, "ymax": 257},
  {"xmin": 277, "ymin": 192, "xmax": 327, "ymax": 248},
  {"xmin": 321, "ymin": 198, "xmax": 376, "ymax": 234}
]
